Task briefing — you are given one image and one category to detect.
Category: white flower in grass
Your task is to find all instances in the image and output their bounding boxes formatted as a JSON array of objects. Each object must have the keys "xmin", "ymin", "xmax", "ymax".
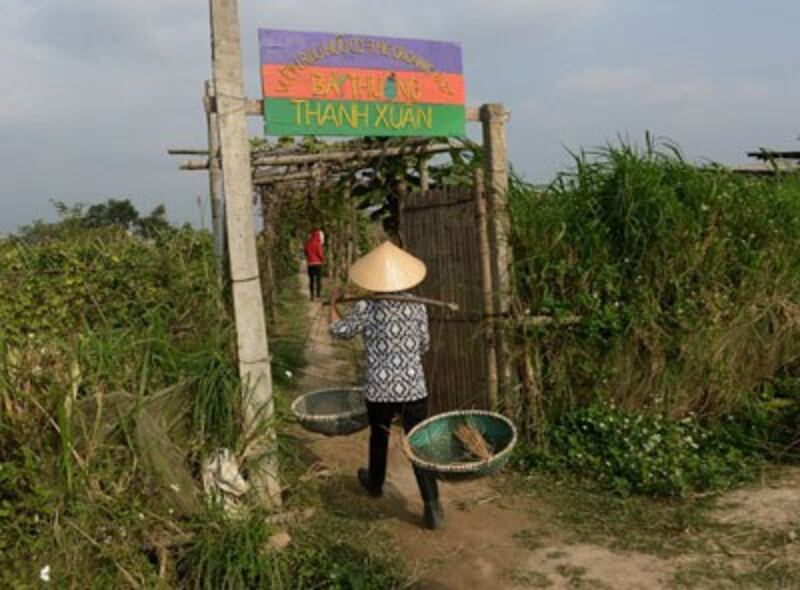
[
  {"xmin": 39, "ymin": 565, "xmax": 50, "ymax": 582},
  {"xmin": 284, "ymin": 370, "xmax": 293, "ymax": 379}
]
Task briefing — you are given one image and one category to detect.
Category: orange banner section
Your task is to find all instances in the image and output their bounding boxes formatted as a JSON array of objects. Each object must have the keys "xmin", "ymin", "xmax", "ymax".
[{"xmin": 262, "ymin": 64, "xmax": 464, "ymax": 105}]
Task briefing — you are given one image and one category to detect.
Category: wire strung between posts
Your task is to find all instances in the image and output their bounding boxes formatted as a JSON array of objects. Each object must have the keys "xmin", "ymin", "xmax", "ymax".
[{"xmin": 209, "ymin": 90, "xmax": 250, "ymax": 118}]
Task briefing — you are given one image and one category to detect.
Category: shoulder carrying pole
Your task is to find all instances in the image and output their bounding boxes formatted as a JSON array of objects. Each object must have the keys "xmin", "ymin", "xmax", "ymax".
[{"xmin": 325, "ymin": 294, "xmax": 460, "ymax": 312}]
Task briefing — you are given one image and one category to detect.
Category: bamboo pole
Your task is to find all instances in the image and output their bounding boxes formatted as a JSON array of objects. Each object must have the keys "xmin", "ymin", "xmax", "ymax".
[
  {"xmin": 474, "ymin": 168, "xmax": 499, "ymax": 410},
  {"xmin": 396, "ymin": 177, "xmax": 407, "ymax": 248},
  {"xmin": 260, "ymin": 187, "xmax": 277, "ymax": 324},
  {"xmin": 252, "ymin": 143, "xmax": 457, "ymax": 167},
  {"xmin": 252, "ymin": 136, "xmax": 437, "ymax": 157},
  {"xmin": 209, "ymin": 0, "xmax": 280, "ymax": 507},
  {"xmin": 344, "ymin": 183, "xmax": 354, "ymax": 281},
  {"xmin": 181, "ymin": 143, "xmax": 463, "ymax": 173},
  {"xmin": 324, "ymin": 294, "xmax": 459, "ymax": 311},
  {"xmin": 481, "ymin": 103, "xmax": 513, "ymax": 408},
  {"xmin": 179, "ymin": 142, "xmax": 468, "ymax": 177},
  {"xmin": 253, "ymin": 169, "xmax": 345, "ymax": 185},
  {"xmin": 419, "ymin": 156, "xmax": 431, "ymax": 191},
  {"xmin": 168, "ymin": 148, "xmax": 210, "ymax": 155},
  {"xmin": 204, "ymin": 80, "xmax": 225, "ymax": 279},
  {"xmin": 255, "ymin": 170, "xmax": 315, "ymax": 184},
  {"xmin": 180, "ymin": 159, "xmax": 210, "ymax": 170},
  {"xmin": 518, "ymin": 338, "xmax": 544, "ymax": 441}
]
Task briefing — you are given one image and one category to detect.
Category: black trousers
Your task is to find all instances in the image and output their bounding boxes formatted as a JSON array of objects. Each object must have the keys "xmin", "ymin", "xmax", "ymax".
[
  {"xmin": 307, "ymin": 264, "xmax": 322, "ymax": 298},
  {"xmin": 366, "ymin": 398, "xmax": 439, "ymax": 504}
]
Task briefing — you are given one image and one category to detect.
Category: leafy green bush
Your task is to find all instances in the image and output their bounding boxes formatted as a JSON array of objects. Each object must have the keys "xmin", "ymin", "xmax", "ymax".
[
  {"xmin": 719, "ymin": 374, "xmax": 800, "ymax": 461},
  {"xmin": 510, "ymin": 139, "xmax": 800, "ymax": 421},
  {"xmin": 0, "ymin": 225, "xmax": 219, "ymax": 344},
  {"xmin": 0, "ymin": 215, "xmax": 314, "ymax": 586},
  {"xmin": 514, "ymin": 401, "xmax": 760, "ymax": 496}
]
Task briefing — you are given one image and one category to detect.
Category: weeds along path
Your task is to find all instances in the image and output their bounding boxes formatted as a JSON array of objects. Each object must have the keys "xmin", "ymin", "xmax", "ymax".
[{"xmin": 290, "ymin": 271, "xmax": 800, "ymax": 589}]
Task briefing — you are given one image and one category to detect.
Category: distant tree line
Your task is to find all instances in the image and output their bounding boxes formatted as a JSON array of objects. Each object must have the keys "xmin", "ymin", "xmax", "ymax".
[{"xmin": 16, "ymin": 199, "xmax": 176, "ymax": 242}]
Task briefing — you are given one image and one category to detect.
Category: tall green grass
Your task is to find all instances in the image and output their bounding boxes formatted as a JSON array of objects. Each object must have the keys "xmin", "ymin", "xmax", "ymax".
[
  {"xmin": 177, "ymin": 510, "xmax": 408, "ymax": 590},
  {"xmin": 0, "ymin": 225, "xmax": 237, "ymax": 584},
  {"xmin": 510, "ymin": 140, "xmax": 800, "ymax": 426},
  {"xmin": 0, "ymin": 219, "xmax": 412, "ymax": 586}
]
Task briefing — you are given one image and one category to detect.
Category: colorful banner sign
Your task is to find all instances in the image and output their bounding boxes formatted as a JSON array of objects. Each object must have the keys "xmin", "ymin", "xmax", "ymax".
[{"xmin": 258, "ymin": 29, "xmax": 465, "ymax": 137}]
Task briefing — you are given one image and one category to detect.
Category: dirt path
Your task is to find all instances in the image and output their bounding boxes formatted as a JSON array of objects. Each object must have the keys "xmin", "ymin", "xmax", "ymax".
[
  {"xmin": 290, "ymin": 276, "xmax": 800, "ymax": 589},
  {"xmin": 295, "ymin": 300, "xmax": 547, "ymax": 588}
]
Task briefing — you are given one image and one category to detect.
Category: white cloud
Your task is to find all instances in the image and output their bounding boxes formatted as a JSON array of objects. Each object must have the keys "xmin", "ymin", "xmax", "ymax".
[
  {"xmin": 734, "ymin": 81, "xmax": 770, "ymax": 102},
  {"xmin": 557, "ymin": 66, "xmax": 717, "ymax": 105},
  {"xmin": 517, "ymin": 64, "xmax": 791, "ymax": 180},
  {"xmin": 556, "ymin": 65, "xmax": 769, "ymax": 107},
  {"xmin": 418, "ymin": 0, "xmax": 609, "ymax": 34},
  {"xmin": 242, "ymin": 0, "xmax": 610, "ymax": 37},
  {"xmin": 557, "ymin": 66, "xmax": 650, "ymax": 93}
]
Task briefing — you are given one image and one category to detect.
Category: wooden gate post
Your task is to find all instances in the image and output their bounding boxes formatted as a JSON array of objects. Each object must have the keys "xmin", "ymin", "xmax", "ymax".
[
  {"xmin": 480, "ymin": 103, "xmax": 514, "ymax": 407},
  {"xmin": 419, "ymin": 156, "xmax": 431, "ymax": 191},
  {"xmin": 474, "ymin": 168, "xmax": 499, "ymax": 410},
  {"xmin": 209, "ymin": 0, "xmax": 280, "ymax": 507},
  {"xmin": 203, "ymin": 79, "xmax": 226, "ymax": 280}
]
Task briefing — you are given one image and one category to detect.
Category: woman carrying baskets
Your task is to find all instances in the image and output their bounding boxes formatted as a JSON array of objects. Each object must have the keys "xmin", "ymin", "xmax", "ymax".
[{"xmin": 328, "ymin": 241, "xmax": 444, "ymax": 530}]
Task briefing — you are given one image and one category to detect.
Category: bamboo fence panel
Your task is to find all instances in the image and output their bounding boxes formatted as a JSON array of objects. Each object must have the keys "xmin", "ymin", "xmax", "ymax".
[{"xmin": 402, "ymin": 186, "xmax": 489, "ymax": 412}]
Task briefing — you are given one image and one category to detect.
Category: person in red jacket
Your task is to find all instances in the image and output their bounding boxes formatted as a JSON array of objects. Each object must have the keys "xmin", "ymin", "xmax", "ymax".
[{"xmin": 304, "ymin": 228, "xmax": 325, "ymax": 300}]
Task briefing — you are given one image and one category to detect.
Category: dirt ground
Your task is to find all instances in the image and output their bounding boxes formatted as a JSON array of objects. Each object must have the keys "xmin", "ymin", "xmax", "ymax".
[{"xmin": 291, "ymin": 290, "xmax": 800, "ymax": 589}]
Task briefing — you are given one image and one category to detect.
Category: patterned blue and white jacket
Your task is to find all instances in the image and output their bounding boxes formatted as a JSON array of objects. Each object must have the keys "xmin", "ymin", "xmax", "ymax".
[{"xmin": 330, "ymin": 295, "xmax": 430, "ymax": 403}]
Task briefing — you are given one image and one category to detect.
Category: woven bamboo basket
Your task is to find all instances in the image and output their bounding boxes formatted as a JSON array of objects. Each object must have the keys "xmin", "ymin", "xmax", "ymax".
[
  {"xmin": 291, "ymin": 387, "xmax": 368, "ymax": 436},
  {"xmin": 403, "ymin": 410, "xmax": 517, "ymax": 479}
]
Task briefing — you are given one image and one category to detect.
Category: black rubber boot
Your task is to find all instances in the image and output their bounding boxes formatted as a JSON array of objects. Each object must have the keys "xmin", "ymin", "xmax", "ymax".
[
  {"xmin": 424, "ymin": 500, "xmax": 445, "ymax": 530},
  {"xmin": 414, "ymin": 467, "xmax": 444, "ymax": 530},
  {"xmin": 357, "ymin": 468, "xmax": 382, "ymax": 498}
]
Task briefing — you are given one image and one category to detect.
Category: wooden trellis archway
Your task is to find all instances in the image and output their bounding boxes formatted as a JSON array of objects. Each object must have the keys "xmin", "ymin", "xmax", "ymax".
[{"xmin": 171, "ymin": 99, "xmax": 513, "ymax": 409}]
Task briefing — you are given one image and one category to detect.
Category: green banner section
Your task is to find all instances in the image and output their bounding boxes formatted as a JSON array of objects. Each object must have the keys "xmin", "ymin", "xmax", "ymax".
[{"xmin": 263, "ymin": 98, "xmax": 465, "ymax": 137}]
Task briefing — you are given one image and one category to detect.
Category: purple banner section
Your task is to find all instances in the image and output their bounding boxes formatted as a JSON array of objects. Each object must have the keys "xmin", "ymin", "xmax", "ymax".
[{"xmin": 259, "ymin": 29, "xmax": 462, "ymax": 74}]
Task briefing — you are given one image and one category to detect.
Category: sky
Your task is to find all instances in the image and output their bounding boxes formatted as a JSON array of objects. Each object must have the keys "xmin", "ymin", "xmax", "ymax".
[{"xmin": 1, "ymin": 0, "xmax": 797, "ymax": 233}]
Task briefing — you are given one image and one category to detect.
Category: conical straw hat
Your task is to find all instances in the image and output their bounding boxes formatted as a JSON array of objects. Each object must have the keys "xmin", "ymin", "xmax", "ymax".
[{"xmin": 349, "ymin": 241, "xmax": 427, "ymax": 293}]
